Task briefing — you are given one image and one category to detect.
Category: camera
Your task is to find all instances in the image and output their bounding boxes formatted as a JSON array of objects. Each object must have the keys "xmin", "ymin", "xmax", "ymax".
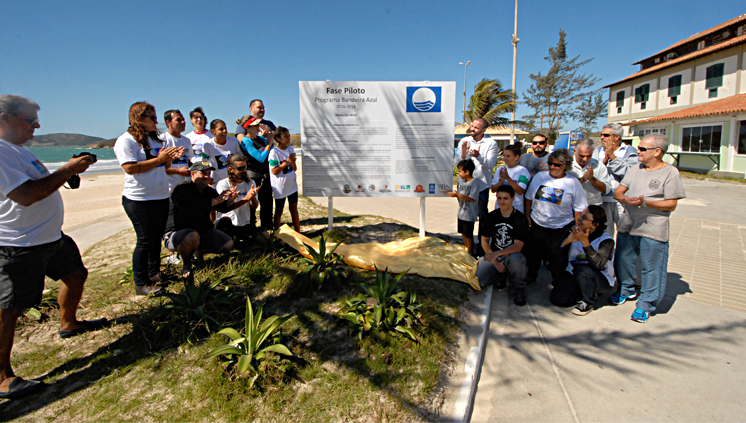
[{"xmin": 67, "ymin": 152, "xmax": 98, "ymax": 189}]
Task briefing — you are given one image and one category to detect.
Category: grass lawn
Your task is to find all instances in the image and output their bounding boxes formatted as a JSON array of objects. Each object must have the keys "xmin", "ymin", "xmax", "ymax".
[{"xmin": 1, "ymin": 196, "xmax": 472, "ymax": 422}]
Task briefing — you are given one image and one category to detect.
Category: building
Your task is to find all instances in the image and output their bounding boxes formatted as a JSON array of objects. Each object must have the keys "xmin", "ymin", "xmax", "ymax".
[{"xmin": 605, "ymin": 14, "xmax": 746, "ymax": 176}]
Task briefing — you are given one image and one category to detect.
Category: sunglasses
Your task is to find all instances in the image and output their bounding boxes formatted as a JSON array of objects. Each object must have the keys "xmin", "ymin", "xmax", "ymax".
[
  {"xmin": 637, "ymin": 146, "xmax": 659, "ymax": 152},
  {"xmin": 547, "ymin": 162, "xmax": 563, "ymax": 168},
  {"xmin": 532, "ymin": 141, "xmax": 547, "ymax": 145},
  {"xmin": 231, "ymin": 165, "xmax": 247, "ymax": 171},
  {"xmin": 192, "ymin": 115, "xmax": 205, "ymax": 120},
  {"xmin": 600, "ymin": 133, "xmax": 612, "ymax": 137},
  {"xmin": 22, "ymin": 116, "xmax": 39, "ymax": 126},
  {"xmin": 142, "ymin": 114, "xmax": 157, "ymax": 121}
]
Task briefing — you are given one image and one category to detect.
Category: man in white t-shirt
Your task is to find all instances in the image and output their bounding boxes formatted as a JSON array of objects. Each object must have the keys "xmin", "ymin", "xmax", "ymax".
[
  {"xmin": 454, "ymin": 118, "xmax": 497, "ymax": 219},
  {"xmin": 184, "ymin": 107, "xmax": 213, "ymax": 164},
  {"xmin": 567, "ymin": 138, "xmax": 612, "ymax": 206},
  {"xmin": 215, "ymin": 155, "xmax": 265, "ymax": 246},
  {"xmin": 0, "ymin": 95, "xmax": 107, "ymax": 399},
  {"xmin": 160, "ymin": 110, "xmax": 193, "ymax": 192}
]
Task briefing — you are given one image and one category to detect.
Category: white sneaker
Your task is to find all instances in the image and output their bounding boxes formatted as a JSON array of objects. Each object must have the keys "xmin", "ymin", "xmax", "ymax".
[{"xmin": 166, "ymin": 255, "xmax": 182, "ymax": 265}]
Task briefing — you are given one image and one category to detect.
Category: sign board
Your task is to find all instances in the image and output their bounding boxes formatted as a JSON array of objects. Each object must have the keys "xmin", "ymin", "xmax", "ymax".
[
  {"xmin": 554, "ymin": 130, "xmax": 583, "ymax": 151},
  {"xmin": 299, "ymin": 81, "xmax": 456, "ymax": 197}
]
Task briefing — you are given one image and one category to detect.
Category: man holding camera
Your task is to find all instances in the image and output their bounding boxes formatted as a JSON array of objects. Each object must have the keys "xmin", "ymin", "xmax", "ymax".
[{"xmin": 0, "ymin": 95, "xmax": 107, "ymax": 399}]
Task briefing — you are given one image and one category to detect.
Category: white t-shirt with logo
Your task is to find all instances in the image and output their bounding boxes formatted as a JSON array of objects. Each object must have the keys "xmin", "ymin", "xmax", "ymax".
[
  {"xmin": 113, "ymin": 133, "xmax": 170, "ymax": 201},
  {"xmin": 268, "ymin": 146, "xmax": 298, "ymax": 199},
  {"xmin": 159, "ymin": 133, "xmax": 194, "ymax": 192},
  {"xmin": 185, "ymin": 130, "xmax": 214, "ymax": 164},
  {"xmin": 0, "ymin": 139, "xmax": 64, "ymax": 246},
  {"xmin": 202, "ymin": 137, "xmax": 241, "ymax": 183},
  {"xmin": 526, "ymin": 172, "xmax": 588, "ymax": 229},
  {"xmin": 215, "ymin": 177, "xmax": 256, "ymax": 227},
  {"xmin": 492, "ymin": 164, "xmax": 531, "ymax": 213}
]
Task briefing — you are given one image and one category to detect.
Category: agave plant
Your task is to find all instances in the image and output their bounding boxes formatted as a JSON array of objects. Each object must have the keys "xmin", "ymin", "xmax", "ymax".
[
  {"xmin": 160, "ymin": 273, "xmax": 231, "ymax": 335},
  {"xmin": 299, "ymin": 234, "xmax": 347, "ymax": 290},
  {"xmin": 341, "ymin": 266, "xmax": 422, "ymax": 341},
  {"xmin": 206, "ymin": 297, "xmax": 294, "ymax": 388}
]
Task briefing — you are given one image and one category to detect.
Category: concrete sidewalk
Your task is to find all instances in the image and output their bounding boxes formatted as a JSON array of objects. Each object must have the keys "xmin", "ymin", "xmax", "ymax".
[{"xmin": 311, "ymin": 178, "xmax": 746, "ymax": 422}]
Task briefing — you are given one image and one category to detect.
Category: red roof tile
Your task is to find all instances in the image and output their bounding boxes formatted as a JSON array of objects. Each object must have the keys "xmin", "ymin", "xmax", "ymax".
[
  {"xmin": 622, "ymin": 93, "xmax": 746, "ymax": 125},
  {"xmin": 632, "ymin": 14, "xmax": 746, "ymax": 65},
  {"xmin": 604, "ymin": 34, "xmax": 746, "ymax": 88}
]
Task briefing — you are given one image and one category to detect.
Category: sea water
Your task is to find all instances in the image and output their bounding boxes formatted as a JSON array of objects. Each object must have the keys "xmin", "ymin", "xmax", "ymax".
[{"xmin": 28, "ymin": 146, "xmax": 122, "ymax": 174}]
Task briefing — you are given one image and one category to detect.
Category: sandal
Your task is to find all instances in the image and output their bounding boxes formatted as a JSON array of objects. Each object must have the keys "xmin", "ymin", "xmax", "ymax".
[{"xmin": 58, "ymin": 318, "xmax": 109, "ymax": 339}]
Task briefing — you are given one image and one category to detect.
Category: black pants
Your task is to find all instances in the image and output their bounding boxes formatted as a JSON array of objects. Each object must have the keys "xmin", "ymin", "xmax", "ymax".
[
  {"xmin": 573, "ymin": 264, "xmax": 615, "ymax": 304},
  {"xmin": 526, "ymin": 221, "xmax": 574, "ymax": 281},
  {"xmin": 122, "ymin": 196, "xmax": 169, "ymax": 286},
  {"xmin": 247, "ymin": 171, "xmax": 274, "ymax": 230}
]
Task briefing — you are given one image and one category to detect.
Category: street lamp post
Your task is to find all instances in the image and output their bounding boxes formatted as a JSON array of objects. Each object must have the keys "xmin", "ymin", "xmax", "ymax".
[
  {"xmin": 459, "ymin": 61, "xmax": 470, "ymax": 124},
  {"xmin": 510, "ymin": 0, "xmax": 519, "ymax": 145}
]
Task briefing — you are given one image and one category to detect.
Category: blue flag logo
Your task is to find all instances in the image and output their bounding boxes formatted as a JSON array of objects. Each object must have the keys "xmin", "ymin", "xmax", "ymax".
[{"xmin": 406, "ymin": 87, "xmax": 441, "ymax": 113}]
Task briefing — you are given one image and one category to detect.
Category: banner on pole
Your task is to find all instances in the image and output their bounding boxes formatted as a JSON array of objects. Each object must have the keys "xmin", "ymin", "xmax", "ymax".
[{"xmin": 299, "ymin": 81, "xmax": 456, "ymax": 197}]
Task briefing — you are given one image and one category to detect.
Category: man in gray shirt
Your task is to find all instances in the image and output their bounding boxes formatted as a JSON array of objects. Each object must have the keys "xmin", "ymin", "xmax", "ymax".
[
  {"xmin": 610, "ymin": 134, "xmax": 686, "ymax": 323},
  {"xmin": 519, "ymin": 133, "xmax": 550, "ymax": 177}
]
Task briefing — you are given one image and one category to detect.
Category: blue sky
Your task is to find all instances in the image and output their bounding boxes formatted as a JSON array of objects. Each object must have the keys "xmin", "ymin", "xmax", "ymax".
[{"xmin": 1, "ymin": 0, "xmax": 744, "ymax": 139}]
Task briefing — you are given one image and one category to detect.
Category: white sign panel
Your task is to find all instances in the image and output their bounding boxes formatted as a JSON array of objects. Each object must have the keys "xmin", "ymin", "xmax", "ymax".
[{"xmin": 299, "ymin": 81, "xmax": 456, "ymax": 197}]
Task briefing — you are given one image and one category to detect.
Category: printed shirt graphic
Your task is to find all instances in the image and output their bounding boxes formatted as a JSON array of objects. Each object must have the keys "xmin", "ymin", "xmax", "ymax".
[
  {"xmin": 215, "ymin": 178, "xmax": 256, "ymax": 226},
  {"xmin": 202, "ymin": 137, "xmax": 241, "ymax": 183},
  {"xmin": 185, "ymin": 131, "xmax": 214, "ymax": 164},
  {"xmin": 456, "ymin": 178, "xmax": 480, "ymax": 222},
  {"xmin": 526, "ymin": 172, "xmax": 588, "ymax": 229},
  {"xmin": 479, "ymin": 208, "xmax": 528, "ymax": 252},
  {"xmin": 113, "ymin": 133, "xmax": 170, "ymax": 201},
  {"xmin": 0, "ymin": 139, "xmax": 64, "ymax": 246},
  {"xmin": 268, "ymin": 146, "xmax": 298, "ymax": 199},
  {"xmin": 535, "ymin": 185, "xmax": 565, "ymax": 204}
]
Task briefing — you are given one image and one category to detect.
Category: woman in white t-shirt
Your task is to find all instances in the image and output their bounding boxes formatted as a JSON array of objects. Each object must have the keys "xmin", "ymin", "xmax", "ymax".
[
  {"xmin": 114, "ymin": 102, "xmax": 183, "ymax": 296},
  {"xmin": 268, "ymin": 127, "xmax": 299, "ymax": 232},
  {"xmin": 202, "ymin": 119, "xmax": 241, "ymax": 184},
  {"xmin": 491, "ymin": 142, "xmax": 531, "ymax": 213},
  {"xmin": 524, "ymin": 148, "xmax": 588, "ymax": 284}
]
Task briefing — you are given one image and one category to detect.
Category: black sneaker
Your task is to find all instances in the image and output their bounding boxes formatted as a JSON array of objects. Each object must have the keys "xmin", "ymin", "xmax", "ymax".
[
  {"xmin": 514, "ymin": 288, "xmax": 526, "ymax": 306},
  {"xmin": 572, "ymin": 300, "xmax": 593, "ymax": 316}
]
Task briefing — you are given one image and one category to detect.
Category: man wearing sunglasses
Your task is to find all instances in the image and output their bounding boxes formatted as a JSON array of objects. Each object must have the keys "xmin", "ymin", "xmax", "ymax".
[
  {"xmin": 519, "ymin": 133, "xmax": 551, "ymax": 176},
  {"xmin": 595, "ymin": 123, "xmax": 639, "ymax": 235},
  {"xmin": 455, "ymin": 118, "xmax": 498, "ymax": 220},
  {"xmin": 611, "ymin": 134, "xmax": 685, "ymax": 323},
  {"xmin": 215, "ymin": 155, "xmax": 265, "ymax": 246},
  {"xmin": 0, "ymin": 95, "xmax": 106, "ymax": 399}
]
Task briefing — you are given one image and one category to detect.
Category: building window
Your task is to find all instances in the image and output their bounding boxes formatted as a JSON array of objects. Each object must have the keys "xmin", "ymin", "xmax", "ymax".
[
  {"xmin": 682, "ymin": 125, "xmax": 722, "ymax": 153},
  {"xmin": 640, "ymin": 128, "xmax": 667, "ymax": 137},
  {"xmin": 668, "ymin": 75, "xmax": 681, "ymax": 105},
  {"xmin": 737, "ymin": 121, "xmax": 746, "ymax": 155},
  {"xmin": 705, "ymin": 63, "xmax": 724, "ymax": 98},
  {"xmin": 635, "ymin": 84, "xmax": 649, "ymax": 110},
  {"xmin": 615, "ymin": 91, "xmax": 624, "ymax": 113}
]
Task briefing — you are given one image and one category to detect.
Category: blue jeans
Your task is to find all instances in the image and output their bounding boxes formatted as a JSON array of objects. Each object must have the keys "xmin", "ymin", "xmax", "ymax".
[
  {"xmin": 122, "ymin": 196, "xmax": 169, "ymax": 286},
  {"xmin": 615, "ymin": 232, "xmax": 669, "ymax": 313}
]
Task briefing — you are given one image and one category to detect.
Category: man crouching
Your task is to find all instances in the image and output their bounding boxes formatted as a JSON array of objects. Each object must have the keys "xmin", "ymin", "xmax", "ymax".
[{"xmin": 166, "ymin": 162, "xmax": 236, "ymax": 277}]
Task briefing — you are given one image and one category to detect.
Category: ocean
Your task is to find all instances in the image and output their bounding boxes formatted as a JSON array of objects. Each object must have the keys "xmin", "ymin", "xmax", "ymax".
[
  {"xmin": 29, "ymin": 146, "xmax": 121, "ymax": 175},
  {"xmin": 28, "ymin": 145, "xmax": 303, "ymax": 175}
]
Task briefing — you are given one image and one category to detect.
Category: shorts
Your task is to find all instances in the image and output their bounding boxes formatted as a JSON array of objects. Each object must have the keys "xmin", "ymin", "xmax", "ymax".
[
  {"xmin": 0, "ymin": 234, "xmax": 85, "ymax": 309},
  {"xmin": 165, "ymin": 228, "xmax": 232, "ymax": 253},
  {"xmin": 457, "ymin": 218, "xmax": 475, "ymax": 236},
  {"xmin": 275, "ymin": 192, "xmax": 298, "ymax": 211}
]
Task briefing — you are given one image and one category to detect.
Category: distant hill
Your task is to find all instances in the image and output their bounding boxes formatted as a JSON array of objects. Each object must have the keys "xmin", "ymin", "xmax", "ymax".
[
  {"xmin": 30, "ymin": 133, "xmax": 106, "ymax": 147},
  {"xmin": 87, "ymin": 138, "xmax": 117, "ymax": 148}
]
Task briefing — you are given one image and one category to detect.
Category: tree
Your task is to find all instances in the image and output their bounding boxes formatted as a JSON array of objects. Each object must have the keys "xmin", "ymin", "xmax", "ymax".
[
  {"xmin": 571, "ymin": 91, "xmax": 608, "ymax": 134},
  {"xmin": 464, "ymin": 78, "xmax": 517, "ymax": 128},
  {"xmin": 522, "ymin": 30, "xmax": 601, "ymax": 141}
]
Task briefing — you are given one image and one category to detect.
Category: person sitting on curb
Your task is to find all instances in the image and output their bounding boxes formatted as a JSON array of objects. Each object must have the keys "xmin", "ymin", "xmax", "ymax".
[
  {"xmin": 166, "ymin": 162, "xmax": 237, "ymax": 277},
  {"xmin": 476, "ymin": 185, "xmax": 529, "ymax": 306},
  {"xmin": 550, "ymin": 205, "xmax": 615, "ymax": 315}
]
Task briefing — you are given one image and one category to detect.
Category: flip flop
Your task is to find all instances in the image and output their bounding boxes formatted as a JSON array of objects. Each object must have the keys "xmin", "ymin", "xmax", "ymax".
[
  {"xmin": 58, "ymin": 318, "xmax": 109, "ymax": 339},
  {"xmin": 0, "ymin": 377, "xmax": 44, "ymax": 400}
]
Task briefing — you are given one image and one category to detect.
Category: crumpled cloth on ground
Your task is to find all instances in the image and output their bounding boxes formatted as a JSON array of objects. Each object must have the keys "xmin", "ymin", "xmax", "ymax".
[{"xmin": 275, "ymin": 225, "xmax": 480, "ymax": 289}]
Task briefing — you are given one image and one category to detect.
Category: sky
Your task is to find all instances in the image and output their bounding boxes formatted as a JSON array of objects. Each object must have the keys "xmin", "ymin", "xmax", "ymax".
[{"xmin": 1, "ymin": 0, "xmax": 744, "ymax": 139}]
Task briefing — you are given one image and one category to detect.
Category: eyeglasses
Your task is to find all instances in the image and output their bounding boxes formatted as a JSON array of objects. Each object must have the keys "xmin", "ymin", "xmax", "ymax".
[
  {"xmin": 547, "ymin": 162, "xmax": 563, "ymax": 168},
  {"xmin": 579, "ymin": 213, "xmax": 593, "ymax": 221},
  {"xmin": 532, "ymin": 141, "xmax": 547, "ymax": 145},
  {"xmin": 192, "ymin": 115, "xmax": 205, "ymax": 120},
  {"xmin": 142, "ymin": 114, "xmax": 157, "ymax": 121},
  {"xmin": 231, "ymin": 165, "xmax": 247, "ymax": 171},
  {"xmin": 600, "ymin": 133, "xmax": 612, "ymax": 137},
  {"xmin": 637, "ymin": 146, "xmax": 659, "ymax": 152},
  {"xmin": 21, "ymin": 116, "xmax": 39, "ymax": 126}
]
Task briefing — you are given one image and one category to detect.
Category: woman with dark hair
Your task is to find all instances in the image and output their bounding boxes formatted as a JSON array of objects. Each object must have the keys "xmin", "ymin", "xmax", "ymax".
[
  {"xmin": 202, "ymin": 119, "xmax": 241, "ymax": 184},
  {"xmin": 491, "ymin": 141, "xmax": 531, "ymax": 213},
  {"xmin": 524, "ymin": 148, "xmax": 588, "ymax": 286},
  {"xmin": 114, "ymin": 102, "xmax": 184, "ymax": 295},
  {"xmin": 551, "ymin": 205, "xmax": 615, "ymax": 314}
]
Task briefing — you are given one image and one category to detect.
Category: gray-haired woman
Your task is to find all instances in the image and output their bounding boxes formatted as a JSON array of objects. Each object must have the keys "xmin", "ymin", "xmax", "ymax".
[{"xmin": 524, "ymin": 148, "xmax": 589, "ymax": 287}]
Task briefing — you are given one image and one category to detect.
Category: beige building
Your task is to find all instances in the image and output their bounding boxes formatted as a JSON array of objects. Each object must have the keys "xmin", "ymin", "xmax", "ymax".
[{"xmin": 605, "ymin": 14, "xmax": 746, "ymax": 176}]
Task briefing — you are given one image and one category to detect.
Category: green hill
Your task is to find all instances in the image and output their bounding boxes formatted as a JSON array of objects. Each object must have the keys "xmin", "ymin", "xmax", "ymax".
[{"xmin": 30, "ymin": 133, "xmax": 106, "ymax": 147}]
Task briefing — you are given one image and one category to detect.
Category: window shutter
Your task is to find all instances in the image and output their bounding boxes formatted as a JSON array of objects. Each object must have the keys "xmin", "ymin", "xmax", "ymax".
[
  {"xmin": 640, "ymin": 84, "xmax": 649, "ymax": 102},
  {"xmin": 706, "ymin": 64, "xmax": 724, "ymax": 89},
  {"xmin": 668, "ymin": 75, "xmax": 682, "ymax": 97},
  {"xmin": 616, "ymin": 91, "xmax": 625, "ymax": 107}
]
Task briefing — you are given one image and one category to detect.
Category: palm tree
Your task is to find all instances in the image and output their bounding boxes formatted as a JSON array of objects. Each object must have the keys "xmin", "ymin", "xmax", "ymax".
[{"xmin": 464, "ymin": 78, "xmax": 518, "ymax": 128}]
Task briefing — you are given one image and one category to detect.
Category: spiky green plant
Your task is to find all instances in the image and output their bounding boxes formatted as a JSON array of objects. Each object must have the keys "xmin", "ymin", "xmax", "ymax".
[
  {"xmin": 206, "ymin": 297, "xmax": 294, "ymax": 388},
  {"xmin": 299, "ymin": 234, "xmax": 347, "ymax": 290}
]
